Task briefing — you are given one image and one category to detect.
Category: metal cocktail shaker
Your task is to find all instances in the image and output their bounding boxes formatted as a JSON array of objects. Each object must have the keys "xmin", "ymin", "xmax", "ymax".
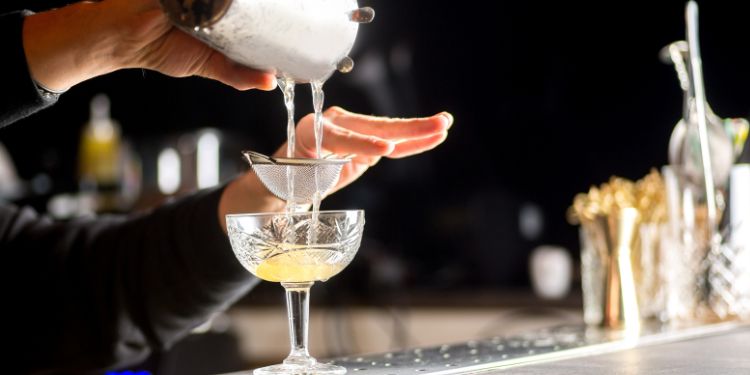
[{"xmin": 159, "ymin": 0, "xmax": 375, "ymax": 82}]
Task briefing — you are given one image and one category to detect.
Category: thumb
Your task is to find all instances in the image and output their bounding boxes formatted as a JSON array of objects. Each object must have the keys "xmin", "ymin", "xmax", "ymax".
[{"xmin": 200, "ymin": 51, "xmax": 278, "ymax": 91}]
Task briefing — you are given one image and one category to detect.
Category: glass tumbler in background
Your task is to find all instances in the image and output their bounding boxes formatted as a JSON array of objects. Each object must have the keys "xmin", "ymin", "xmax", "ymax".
[
  {"xmin": 661, "ymin": 165, "xmax": 716, "ymax": 324},
  {"xmin": 707, "ymin": 164, "xmax": 750, "ymax": 320},
  {"xmin": 580, "ymin": 226, "xmax": 604, "ymax": 326}
]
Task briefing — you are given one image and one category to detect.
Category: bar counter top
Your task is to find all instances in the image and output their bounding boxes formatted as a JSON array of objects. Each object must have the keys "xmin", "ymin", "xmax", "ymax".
[
  {"xmin": 503, "ymin": 328, "xmax": 750, "ymax": 374},
  {"xmin": 219, "ymin": 321, "xmax": 750, "ymax": 375}
]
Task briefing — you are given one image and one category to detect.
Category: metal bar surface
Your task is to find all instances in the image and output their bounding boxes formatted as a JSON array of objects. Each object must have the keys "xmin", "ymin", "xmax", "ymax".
[{"xmin": 218, "ymin": 321, "xmax": 749, "ymax": 375}]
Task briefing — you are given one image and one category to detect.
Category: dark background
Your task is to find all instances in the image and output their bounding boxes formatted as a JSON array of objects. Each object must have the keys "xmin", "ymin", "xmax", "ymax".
[{"xmin": 2, "ymin": 0, "xmax": 750, "ymax": 294}]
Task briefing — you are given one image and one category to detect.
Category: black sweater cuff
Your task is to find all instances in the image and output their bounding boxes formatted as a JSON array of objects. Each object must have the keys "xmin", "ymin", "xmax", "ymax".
[{"xmin": 0, "ymin": 10, "xmax": 59, "ymax": 128}]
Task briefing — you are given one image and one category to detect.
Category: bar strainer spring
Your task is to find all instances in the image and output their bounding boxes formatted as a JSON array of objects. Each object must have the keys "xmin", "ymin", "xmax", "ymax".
[{"xmin": 243, "ymin": 151, "xmax": 349, "ymax": 204}]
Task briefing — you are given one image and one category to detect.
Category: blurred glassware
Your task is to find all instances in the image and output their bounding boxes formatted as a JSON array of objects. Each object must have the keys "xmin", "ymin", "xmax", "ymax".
[
  {"xmin": 663, "ymin": 164, "xmax": 750, "ymax": 322},
  {"xmin": 661, "ymin": 3, "xmax": 747, "ymax": 251},
  {"xmin": 658, "ymin": 2, "xmax": 750, "ymax": 326},
  {"xmin": 0, "ymin": 142, "xmax": 24, "ymax": 200},
  {"xmin": 572, "ymin": 1, "xmax": 746, "ymax": 329},
  {"xmin": 661, "ymin": 166, "xmax": 750, "ymax": 325},
  {"xmin": 580, "ymin": 226, "xmax": 604, "ymax": 326},
  {"xmin": 157, "ymin": 147, "xmax": 182, "ymax": 196},
  {"xmin": 707, "ymin": 165, "xmax": 750, "ymax": 320},
  {"xmin": 728, "ymin": 165, "xmax": 750, "ymax": 249},
  {"xmin": 661, "ymin": 165, "xmax": 716, "ymax": 323},
  {"xmin": 47, "ymin": 193, "xmax": 97, "ymax": 219},
  {"xmin": 529, "ymin": 245, "xmax": 573, "ymax": 300},
  {"xmin": 119, "ymin": 140, "xmax": 143, "ymax": 209},
  {"xmin": 662, "ymin": 39, "xmax": 733, "ymax": 204},
  {"xmin": 723, "ymin": 118, "xmax": 749, "ymax": 159},
  {"xmin": 129, "ymin": 127, "xmax": 253, "ymax": 211},
  {"xmin": 637, "ymin": 221, "xmax": 667, "ymax": 321}
]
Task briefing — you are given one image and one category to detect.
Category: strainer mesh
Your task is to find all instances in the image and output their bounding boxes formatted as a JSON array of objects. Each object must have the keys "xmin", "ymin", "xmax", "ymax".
[{"xmin": 252, "ymin": 164, "xmax": 344, "ymax": 203}]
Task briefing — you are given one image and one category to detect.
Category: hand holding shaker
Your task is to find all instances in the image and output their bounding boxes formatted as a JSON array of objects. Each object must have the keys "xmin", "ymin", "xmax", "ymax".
[{"xmin": 158, "ymin": 0, "xmax": 375, "ymax": 82}]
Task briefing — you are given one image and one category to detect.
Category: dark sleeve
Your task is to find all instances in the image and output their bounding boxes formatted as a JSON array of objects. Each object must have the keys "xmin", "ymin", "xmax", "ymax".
[
  {"xmin": 2, "ymin": 186, "xmax": 258, "ymax": 374},
  {"xmin": 0, "ymin": 10, "xmax": 60, "ymax": 128},
  {"xmin": 740, "ymin": 136, "xmax": 749, "ymax": 163}
]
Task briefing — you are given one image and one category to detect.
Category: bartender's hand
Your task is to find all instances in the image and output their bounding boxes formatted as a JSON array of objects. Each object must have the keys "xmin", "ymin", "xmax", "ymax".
[
  {"xmin": 218, "ymin": 107, "xmax": 454, "ymax": 230},
  {"xmin": 22, "ymin": 0, "xmax": 277, "ymax": 91}
]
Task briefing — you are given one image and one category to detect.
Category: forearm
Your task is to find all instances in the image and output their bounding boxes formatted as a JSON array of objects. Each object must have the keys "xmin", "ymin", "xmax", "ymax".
[
  {"xmin": 110, "ymin": 186, "xmax": 258, "ymax": 352},
  {"xmin": 22, "ymin": 1, "xmax": 136, "ymax": 91},
  {"xmin": 21, "ymin": 0, "xmax": 276, "ymax": 94},
  {"xmin": 2, "ymin": 186, "xmax": 259, "ymax": 373},
  {"xmin": 0, "ymin": 2, "xmax": 154, "ymax": 127}
]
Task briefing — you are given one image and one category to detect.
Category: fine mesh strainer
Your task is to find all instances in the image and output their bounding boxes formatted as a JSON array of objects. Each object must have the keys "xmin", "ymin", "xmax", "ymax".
[{"xmin": 242, "ymin": 151, "xmax": 349, "ymax": 204}]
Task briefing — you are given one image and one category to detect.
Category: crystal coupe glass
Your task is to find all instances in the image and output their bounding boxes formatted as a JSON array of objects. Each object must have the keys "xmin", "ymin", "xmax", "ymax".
[{"xmin": 226, "ymin": 210, "xmax": 365, "ymax": 375}]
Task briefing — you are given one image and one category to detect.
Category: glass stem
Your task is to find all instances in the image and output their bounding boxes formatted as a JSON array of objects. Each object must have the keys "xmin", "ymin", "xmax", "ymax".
[{"xmin": 282, "ymin": 282, "xmax": 316, "ymax": 366}]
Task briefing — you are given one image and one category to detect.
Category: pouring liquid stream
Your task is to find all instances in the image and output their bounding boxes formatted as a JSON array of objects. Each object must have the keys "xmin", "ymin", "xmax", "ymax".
[
  {"xmin": 277, "ymin": 77, "xmax": 330, "ymax": 246},
  {"xmin": 310, "ymin": 79, "xmax": 327, "ymax": 245},
  {"xmin": 278, "ymin": 77, "xmax": 297, "ymax": 215},
  {"xmin": 311, "ymin": 80, "xmax": 326, "ymax": 220}
]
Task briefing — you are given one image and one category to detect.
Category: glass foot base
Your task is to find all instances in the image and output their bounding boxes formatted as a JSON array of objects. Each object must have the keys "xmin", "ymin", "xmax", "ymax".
[{"xmin": 254, "ymin": 362, "xmax": 346, "ymax": 375}]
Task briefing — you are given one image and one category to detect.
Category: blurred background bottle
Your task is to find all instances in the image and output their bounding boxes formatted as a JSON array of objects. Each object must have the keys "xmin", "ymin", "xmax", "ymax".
[{"xmin": 77, "ymin": 94, "xmax": 141, "ymax": 213}]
